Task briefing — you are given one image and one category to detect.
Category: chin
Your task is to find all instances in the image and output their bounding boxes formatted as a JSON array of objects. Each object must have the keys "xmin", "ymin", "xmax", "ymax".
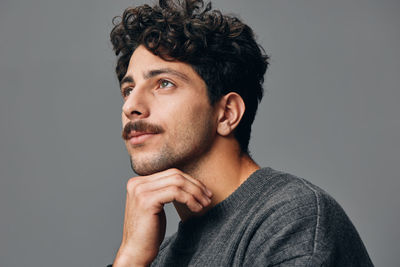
[
  {"xmin": 128, "ymin": 142, "xmax": 207, "ymax": 176},
  {"xmin": 130, "ymin": 156, "xmax": 172, "ymax": 176}
]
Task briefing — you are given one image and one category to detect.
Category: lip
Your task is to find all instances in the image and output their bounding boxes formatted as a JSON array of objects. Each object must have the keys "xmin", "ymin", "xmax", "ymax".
[{"xmin": 127, "ymin": 132, "xmax": 157, "ymax": 145}]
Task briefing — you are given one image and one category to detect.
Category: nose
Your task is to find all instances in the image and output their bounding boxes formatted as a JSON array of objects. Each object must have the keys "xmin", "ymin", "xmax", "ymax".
[{"xmin": 122, "ymin": 88, "xmax": 150, "ymax": 120}]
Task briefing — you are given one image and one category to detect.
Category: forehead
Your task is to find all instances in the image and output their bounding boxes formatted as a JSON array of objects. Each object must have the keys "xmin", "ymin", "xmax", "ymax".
[{"xmin": 125, "ymin": 45, "xmax": 203, "ymax": 83}]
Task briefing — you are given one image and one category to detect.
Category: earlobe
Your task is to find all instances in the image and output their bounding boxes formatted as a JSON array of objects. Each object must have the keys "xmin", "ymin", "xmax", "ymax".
[{"xmin": 216, "ymin": 93, "xmax": 245, "ymax": 136}]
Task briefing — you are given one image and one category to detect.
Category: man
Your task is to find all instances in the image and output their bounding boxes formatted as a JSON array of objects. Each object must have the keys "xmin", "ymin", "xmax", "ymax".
[{"xmin": 108, "ymin": 0, "xmax": 373, "ymax": 266}]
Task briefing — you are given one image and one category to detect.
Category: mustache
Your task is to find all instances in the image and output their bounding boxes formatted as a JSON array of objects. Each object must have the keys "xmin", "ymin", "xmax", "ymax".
[{"xmin": 122, "ymin": 121, "xmax": 165, "ymax": 140}]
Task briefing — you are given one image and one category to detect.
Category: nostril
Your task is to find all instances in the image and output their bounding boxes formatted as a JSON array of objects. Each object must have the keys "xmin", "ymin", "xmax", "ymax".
[{"xmin": 132, "ymin": 110, "xmax": 142, "ymax": 115}]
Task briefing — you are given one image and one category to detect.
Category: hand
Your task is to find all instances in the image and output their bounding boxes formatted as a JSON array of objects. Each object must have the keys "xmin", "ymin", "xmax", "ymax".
[{"xmin": 113, "ymin": 168, "xmax": 213, "ymax": 267}]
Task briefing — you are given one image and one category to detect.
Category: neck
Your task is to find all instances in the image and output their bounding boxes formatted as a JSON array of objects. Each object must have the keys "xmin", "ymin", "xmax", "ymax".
[{"xmin": 173, "ymin": 136, "xmax": 259, "ymax": 222}]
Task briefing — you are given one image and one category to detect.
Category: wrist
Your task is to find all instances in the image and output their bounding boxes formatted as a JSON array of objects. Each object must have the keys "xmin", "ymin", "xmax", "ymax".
[
  {"xmin": 113, "ymin": 246, "xmax": 153, "ymax": 267},
  {"xmin": 113, "ymin": 255, "xmax": 148, "ymax": 267}
]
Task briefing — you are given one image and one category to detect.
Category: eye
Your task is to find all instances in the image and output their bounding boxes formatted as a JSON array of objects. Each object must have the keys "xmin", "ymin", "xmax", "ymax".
[
  {"xmin": 122, "ymin": 87, "xmax": 133, "ymax": 98},
  {"xmin": 159, "ymin": 79, "xmax": 175, "ymax": 89}
]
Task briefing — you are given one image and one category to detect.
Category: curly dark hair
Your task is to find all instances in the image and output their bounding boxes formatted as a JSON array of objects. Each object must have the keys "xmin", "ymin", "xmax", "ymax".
[{"xmin": 110, "ymin": 0, "xmax": 269, "ymax": 153}]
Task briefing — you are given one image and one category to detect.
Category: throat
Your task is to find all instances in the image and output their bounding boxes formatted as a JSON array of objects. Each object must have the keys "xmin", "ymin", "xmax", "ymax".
[{"xmin": 173, "ymin": 150, "xmax": 259, "ymax": 222}]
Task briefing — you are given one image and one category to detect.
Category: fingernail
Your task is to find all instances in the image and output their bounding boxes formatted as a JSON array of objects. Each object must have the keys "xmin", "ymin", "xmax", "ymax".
[{"xmin": 206, "ymin": 188, "xmax": 213, "ymax": 197}]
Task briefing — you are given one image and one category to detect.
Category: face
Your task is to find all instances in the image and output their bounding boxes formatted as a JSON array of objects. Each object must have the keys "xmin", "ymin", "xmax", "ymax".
[{"xmin": 120, "ymin": 45, "xmax": 217, "ymax": 176}]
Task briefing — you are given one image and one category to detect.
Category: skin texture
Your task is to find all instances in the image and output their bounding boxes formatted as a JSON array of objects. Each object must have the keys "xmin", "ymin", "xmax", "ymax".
[
  {"xmin": 120, "ymin": 45, "xmax": 217, "ymax": 176},
  {"xmin": 114, "ymin": 169, "xmax": 213, "ymax": 267},
  {"xmin": 113, "ymin": 45, "xmax": 260, "ymax": 266}
]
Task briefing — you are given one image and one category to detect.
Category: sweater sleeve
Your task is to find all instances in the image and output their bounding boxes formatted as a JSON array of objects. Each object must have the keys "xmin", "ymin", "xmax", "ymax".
[{"xmin": 242, "ymin": 178, "xmax": 373, "ymax": 266}]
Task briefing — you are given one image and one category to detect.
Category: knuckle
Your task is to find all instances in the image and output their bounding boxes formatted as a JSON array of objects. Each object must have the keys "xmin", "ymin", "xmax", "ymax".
[
  {"xmin": 171, "ymin": 174, "xmax": 185, "ymax": 186},
  {"xmin": 169, "ymin": 185, "xmax": 180, "ymax": 194},
  {"xmin": 186, "ymin": 195, "xmax": 196, "ymax": 204},
  {"xmin": 132, "ymin": 183, "xmax": 144, "ymax": 196},
  {"xmin": 169, "ymin": 167, "xmax": 180, "ymax": 173},
  {"xmin": 167, "ymin": 168, "xmax": 181, "ymax": 175},
  {"xmin": 126, "ymin": 178, "xmax": 137, "ymax": 192},
  {"xmin": 126, "ymin": 178, "xmax": 145, "ymax": 198},
  {"xmin": 194, "ymin": 187, "xmax": 203, "ymax": 196}
]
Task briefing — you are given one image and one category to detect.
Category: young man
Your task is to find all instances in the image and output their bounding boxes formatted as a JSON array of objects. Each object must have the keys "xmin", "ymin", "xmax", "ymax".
[{"xmin": 108, "ymin": 0, "xmax": 373, "ymax": 266}]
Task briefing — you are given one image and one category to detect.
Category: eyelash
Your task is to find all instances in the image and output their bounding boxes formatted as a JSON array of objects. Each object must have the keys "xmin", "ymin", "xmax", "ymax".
[
  {"xmin": 121, "ymin": 79, "xmax": 176, "ymax": 99},
  {"xmin": 121, "ymin": 87, "xmax": 133, "ymax": 98},
  {"xmin": 158, "ymin": 79, "xmax": 175, "ymax": 89}
]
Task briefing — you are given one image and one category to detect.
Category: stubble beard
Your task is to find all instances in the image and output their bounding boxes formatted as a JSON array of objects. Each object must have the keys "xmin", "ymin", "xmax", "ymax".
[
  {"xmin": 129, "ymin": 116, "xmax": 215, "ymax": 176},
  {"xmin": 129, "ymin": 142, "xmax": 182, "ymax": 176}
]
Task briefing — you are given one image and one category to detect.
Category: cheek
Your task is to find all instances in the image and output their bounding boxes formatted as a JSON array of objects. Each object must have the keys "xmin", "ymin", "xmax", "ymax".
[
  {"xmin": 169, "ymin": 102, "xmax": 204, "ymax": 122},
  {"xmin": 176, "ymin": 103, "xmax": 214, "ymax": 133},
  {"xmin": 156, "ymin": 104, "xmax": 195, "ymax": 137},
  {"xmin": 155, "ymin": 93, "xmax": 214, "ymax": 131}
]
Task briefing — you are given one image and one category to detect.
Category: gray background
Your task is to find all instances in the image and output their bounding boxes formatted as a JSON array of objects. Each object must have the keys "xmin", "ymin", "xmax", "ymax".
[{"xmin": 0, "ymin": 0, "xmax": 399, "ymax": 266}]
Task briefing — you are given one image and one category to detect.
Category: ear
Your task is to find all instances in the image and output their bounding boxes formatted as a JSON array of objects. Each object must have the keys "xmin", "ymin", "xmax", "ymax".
[{"xmin": 216, "ymin": 92, "xmax": 245, "ymax": 136}]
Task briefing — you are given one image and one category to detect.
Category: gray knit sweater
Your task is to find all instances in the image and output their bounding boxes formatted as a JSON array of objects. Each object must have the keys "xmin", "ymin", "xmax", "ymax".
[{"xmin": 149, "ymin": 167, "xmax": 373, "ymax": 266}]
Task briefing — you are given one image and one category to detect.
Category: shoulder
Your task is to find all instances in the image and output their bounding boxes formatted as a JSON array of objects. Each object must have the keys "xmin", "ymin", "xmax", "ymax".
[
  {"xmin": 252, "ymin": 167, "xmax": 346, "ymax": 219},
  {"xmin": 249, "ymin": 167, "xmax": 344, "ymax": 226},
  {"xmin": 257, "ymin": 168, "xmax": 359, "ymax": 241},
  {"xmin": 243, "ymin": 167, "xmax": 373, "ymax": 266}
]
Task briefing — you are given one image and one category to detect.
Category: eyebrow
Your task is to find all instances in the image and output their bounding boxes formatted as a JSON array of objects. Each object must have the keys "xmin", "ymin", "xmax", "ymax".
[
  {"xmin": 120, "ymin": 68, "xmax": 191, "ymax": 88},
  {"xmin": 144, "ymin": 68, "xmax": 190, "ymax": 82},
  {"xmin": 120, "ymin": 76, "xmax": 133, "ymax": 88}
]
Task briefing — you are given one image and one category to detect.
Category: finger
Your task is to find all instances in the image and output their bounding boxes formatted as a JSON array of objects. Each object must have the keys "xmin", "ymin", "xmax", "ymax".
[
  {"xmin": 140, "ymin": 168, "xmax": 213, "ymax": 197},
  {"xmin": 179, "ymin": 171, "xmax": 213, "ymax": 197},
  {"xmin": 125, "ymin": 168, "xmax": 180, "ymax": 186},
  {"xmin": 147, "ymin": 186, "xmax": 206, "ymax": 213},
  {"xmin": 135, "ymin": 174, "xmax": 212, "ymax": 207}
]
